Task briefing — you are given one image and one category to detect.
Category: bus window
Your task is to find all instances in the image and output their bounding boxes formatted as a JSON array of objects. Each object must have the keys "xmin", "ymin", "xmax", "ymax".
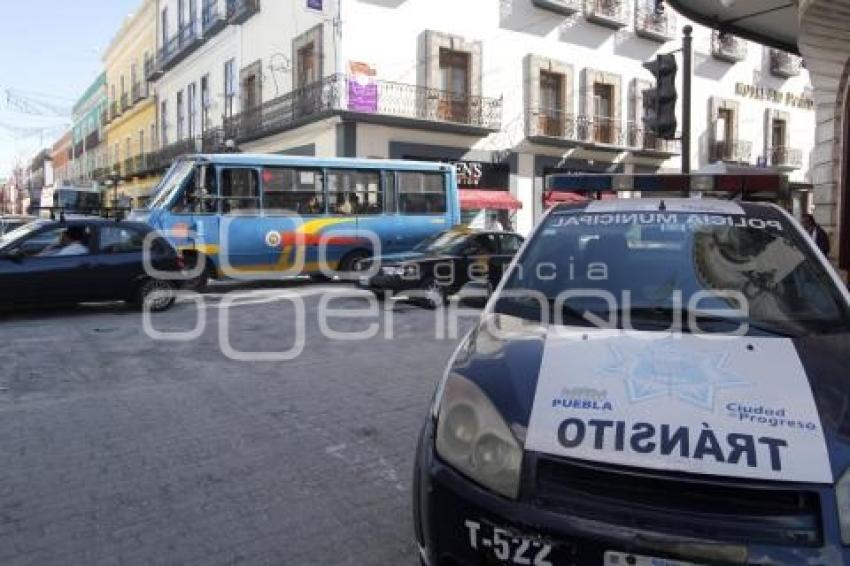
[
  {"xmin": 262, "ymin": 167, "xmax": 324, "ymax": 215},
  {"xmin": 221, "ymin": 168, "xmax": 260, "ymax": 213},
  {"xmin": 327, "ymin": 170, "xmax": 382, "ymax": 215},
  {"xmin": 383, "ymin": 172, "xmax": 397, "ymax": 214},
  {"xmin": 398, "ymin": 171, "xmax": 446, "ymax": 214}
]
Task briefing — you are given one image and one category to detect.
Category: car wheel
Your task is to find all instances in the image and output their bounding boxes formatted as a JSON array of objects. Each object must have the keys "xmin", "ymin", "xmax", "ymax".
[
  {"xmin": 339, "ymin": 250, "xmax": 371, "ymax": 275},
  {"xmin": 135, "ymin": 279, "xmax": 176, "ymax": 312},
  {"xmin": 420, "ymin": 277, "xmax": 446, "ymax": 309}
]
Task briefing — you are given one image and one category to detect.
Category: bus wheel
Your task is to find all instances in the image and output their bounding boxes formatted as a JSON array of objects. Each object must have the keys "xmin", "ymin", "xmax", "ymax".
[
  {"xmin": 339, "ymin": 250, "xmax": 371, "ymax": 276},
  {"xmin": 183, "ymin": 253, "xmax": 210, "ymax": 292}
]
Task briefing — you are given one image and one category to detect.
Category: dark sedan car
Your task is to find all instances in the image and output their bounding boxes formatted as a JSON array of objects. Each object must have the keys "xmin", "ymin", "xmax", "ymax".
[
  {"xmin": 356, "ymin": 228, "xmax": 524, "ymax": 308},
  {"xmin": 0, "ymin": 218, "xmax": 184, "ymax": 311}
]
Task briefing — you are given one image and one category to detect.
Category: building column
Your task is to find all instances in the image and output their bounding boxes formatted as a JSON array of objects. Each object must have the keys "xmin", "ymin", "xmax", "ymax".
[
  {"xmin": 799, "ymin": 0, "xmax": 850, "ymax": 269},
  {"xmin": 516, "ymin": 153, "xmax": 535, "ymax": 236}
]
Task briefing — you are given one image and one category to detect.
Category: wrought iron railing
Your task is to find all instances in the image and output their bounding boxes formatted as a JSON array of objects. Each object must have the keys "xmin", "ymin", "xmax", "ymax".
[
  {"xmin": 711, "ymin": 139, "xmax": 752, "ymax": 163},
  {"xmin": 626, "ymin": 122, "xmax": 680, "ymax": 153},
  {"xmin": 158, "ymin": 138, "xmax": 202, "ymax": 165},
  {"xmin": 109, "ymin": 101, "xmax": 121, "ymax": 121},
  {"xmin": 226, "ymin": 0, "xmax": 260, "ymax": 24},
  {"xmin": 770, "ymin": 146, "xmax": 803, "ymax": 168},
  {"xmin": 85, "ymin": 130, "xmax": 100, "ymax": 150},
  {"xmin": 120, "ymin": 92, "xmax": 130, "ymax": 112},
  {"xmin": 159, "ymin": 19, "xmax": 201, "ymax": 71},
  {"xmin": 101, "ymin": 108, "xmax": 109, "ymax": 125},
  {"xmin": 224, "ymin": 74, "xmax": 503, "ymax": 143},
  {"xmin": 203, "ymin": 0, "xmax": 227, "ymax": 35},
  {"xmin": 635, "ymin": 4, "xmax": 676, "ymax": 41},
  {"xmin": 201, "ymin": 127, "xmax": 227, "ymax": 152},
  {"xmin": 586, "ymin": 0, "xmax": 629, "ymax": 28},
  {"xmin": 131, "ymin": 82, "xmax": 148, "ymax": 103},
  {"xmin": 711, "ymin": 31, "xmax": 747, "ymax": 63},
  {"xmin": 578, "ymin": 115, "xmax": 626, "ymax": 145},
  {"xmin": 526, "ymin": 107, "xmax": 577, "ymax": 139},
  {"xmin": 770, "ymin": 50, "xmax": 803, "ymax": 78},
  {"xmin": 144, "ymin": 54, "xmax": 161, "ymax": 81}
]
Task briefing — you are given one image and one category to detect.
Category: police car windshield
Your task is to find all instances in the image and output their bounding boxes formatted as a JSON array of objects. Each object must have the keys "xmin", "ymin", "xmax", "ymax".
[{"xmin": 497, "ymin": 206, "xmax": 850, "ymax": 336}]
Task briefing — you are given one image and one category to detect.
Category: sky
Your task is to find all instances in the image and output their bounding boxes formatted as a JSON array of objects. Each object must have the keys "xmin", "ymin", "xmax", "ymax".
[{"xmin": 0, "ymin": 0, "xmax": 140, "ymax": 177}]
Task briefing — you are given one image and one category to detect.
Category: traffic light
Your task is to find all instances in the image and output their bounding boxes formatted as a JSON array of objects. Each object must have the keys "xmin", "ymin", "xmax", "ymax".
[{"xmin": 642, "ymin": 54, "xmax": 678, "ymax": 139}]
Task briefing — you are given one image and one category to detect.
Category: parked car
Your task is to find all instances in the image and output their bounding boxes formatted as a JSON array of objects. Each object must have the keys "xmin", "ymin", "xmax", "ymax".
[
  {"xmin": 356, "ymin": 227, "xmax": 524, "ymax": 307},
  {"xmin": 0, "ymin": 218, "xmax": 184, "ymax": 311},
  {"xmin": 0, "ymin": 215, "xmax": 34, "ymax": 236},
  {"xmin": 414, "ymin": 197, "xmax": 850, "ymax": 565}
]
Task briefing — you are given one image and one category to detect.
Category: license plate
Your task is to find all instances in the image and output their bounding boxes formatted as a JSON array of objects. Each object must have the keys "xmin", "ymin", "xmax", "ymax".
[
  {"xmin": 604, "ymin": 551, "xmax": 702, "ymax": 566},
  {"xmin": 464, "ymin": 519, "xmax": 554, "ymax": 566}
]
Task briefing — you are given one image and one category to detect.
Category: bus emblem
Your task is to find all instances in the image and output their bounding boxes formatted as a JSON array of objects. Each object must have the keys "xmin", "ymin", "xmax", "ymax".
[{"xmin": 265, "ymin": 231, "xmax": 282, "ymax": 248}]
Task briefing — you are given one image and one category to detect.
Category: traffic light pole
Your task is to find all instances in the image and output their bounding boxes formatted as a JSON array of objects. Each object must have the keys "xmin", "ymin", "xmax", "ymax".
[{"xmin": 682, "ymin": 25, "xmax": 693, "ymax": 175}]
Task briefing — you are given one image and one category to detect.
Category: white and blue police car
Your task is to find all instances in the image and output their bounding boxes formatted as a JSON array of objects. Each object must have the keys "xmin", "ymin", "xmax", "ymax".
[{"xmin": 413, "ymin": 175, "xmax": 850, "ymax": 566}]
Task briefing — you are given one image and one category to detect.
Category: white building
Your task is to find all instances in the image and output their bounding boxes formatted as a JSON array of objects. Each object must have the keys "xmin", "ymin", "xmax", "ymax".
[{"xmin": 150, "ymin": 0, "xmax": 817, "ymax": 235}]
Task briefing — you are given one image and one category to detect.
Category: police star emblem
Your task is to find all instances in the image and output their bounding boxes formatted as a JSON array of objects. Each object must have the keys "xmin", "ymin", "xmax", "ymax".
[{"xmin": 598, "ymin": 340, "xmax": 750, "ymax": 411}]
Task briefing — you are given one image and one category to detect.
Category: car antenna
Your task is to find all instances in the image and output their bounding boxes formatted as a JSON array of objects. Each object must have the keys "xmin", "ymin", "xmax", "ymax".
[{"xmin": 658, "ymin": 200, "xmax": 667, "ymax": 212}]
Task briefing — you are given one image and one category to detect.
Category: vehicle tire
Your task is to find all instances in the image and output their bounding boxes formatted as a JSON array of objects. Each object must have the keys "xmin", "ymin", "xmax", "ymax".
[
  {"xmin": 420, "ymin": 277, "xmax": 446, "ymax": 309},
  {"xmin": 183, "ymin": 253, "xmax": 210, "ymax": 292},
  {"xmin": 338, "ymin": 249, "xmax": 371, "ymax": 276},
  {"xmin": 309, "ymin": 273, "xmax": 333, "ymax": 283},
  {"xmin": 135, "ymin": 279, "xmax": 176, "ymax": 312}
]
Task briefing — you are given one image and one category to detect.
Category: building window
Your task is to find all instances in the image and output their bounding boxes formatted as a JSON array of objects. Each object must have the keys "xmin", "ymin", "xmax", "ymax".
[
  {"xmin": 125, "ymin": 138, "xmax": 132, "ymax": 164},
  {"xmin": 539, "ymin": 71, "xmax": 564, "ymax": 137},
  {"xmin": 438, "ymin": 48, "xmax": 470, "ymax": 122},
  {"xmin": 160, "ymin": 101, "xmax": 169, "ymax": 146},
  {"xmin": 221, "ymin": 168, "xmax": 260, "ymax": 212},
  {"xmin": 176, "ymin": 91, "xmax": 185, "ymax": 139},
  {"xmin": 716, "ymin": 107, "xmax": 734, "ymax": 146},
  {"xmin": 771, "ymin": 119, "xmax": 787, "ymax": 149},
  {"xmin": 593, "ymin": 83, "xmax": 615, "ymax": 143},
  {"xmin": 293, "ymin": 25, "xmax": 323, "ymax": 89},
  {"xmin": 161, "ymin": 7, "xmax": 169, "ymax": 46},
  {"xmin": 139, "ymin": 129, "xmax": 145, "ymax": 157},
  {"xmin": 224, "ymin": 58, "xmax": 236, "ymax": 117},
  {"xmin": 178, "ymin": 0, "xmax": 185, "ymax": 29},
  {"xmin": 201, "ymin": 74, "xmax": 210, "ymax": 132},
  {"xmin": 151, "ymin": 123, "xmax": 157, "ymax": 151},
  {"xmin": 262, "ymin": 167, "xmax": 324, "ymax": 214},
  {"xmin": 188, "ymin": 82, "xmax": 197, "ymax": 138},
  {"xmin": 327, "ymin": 170, "xmax": 382, "ymax": 215}
]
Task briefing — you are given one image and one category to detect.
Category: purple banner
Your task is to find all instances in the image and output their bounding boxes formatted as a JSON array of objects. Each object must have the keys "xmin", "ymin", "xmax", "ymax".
[
  {"xmin": 348, "ymin": 78, "xmax": 378, "ymax": 113},
  {"xmin": 307, "ymin": 0, "xmax": 322, "ymax": 10}
]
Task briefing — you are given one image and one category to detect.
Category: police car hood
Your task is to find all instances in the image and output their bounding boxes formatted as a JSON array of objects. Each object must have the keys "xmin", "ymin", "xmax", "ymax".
[{"xmin": 454, "ymin": 314, "xmax": 850, "ymax": 485}]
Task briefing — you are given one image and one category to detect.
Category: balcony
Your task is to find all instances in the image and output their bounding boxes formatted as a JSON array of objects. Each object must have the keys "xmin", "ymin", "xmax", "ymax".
[
  {"xmin": 203, "ymin": 0, "xmax": 227, "ymax": 36},
  {"xmin": 585, "ymin": 0, "xmax": 629, "ymax": 29},
  {"xmin": 635, "ymin": 4, "xmax": 677, "ymax": 42},
  {"xmin": 711, "ymin": 139, "xmax": 752, "ymax": 164},
  {"xmin": 158, "ymin": 138, "xmax": 202, "ymax": 165},
  {"xmin": 145, "ymin": 54, "xmax": 162, "ymax": 81},
  {"xmin": 769, "ymin": 146, "xmax": 803, "ymax": 169},
  {"xmin": 120, "ymin": 92, "xmax": 130, "ymax": 112},
  {"xmin": 224, "ymin": 74, "xmax": 503, "ymax": 144},
  {"xmin": 159, "ymin": 19, "xmax": 203, "ymax": 72},
  {"xmin": 531, "ymin": 0, "xmax": 582, "ymax": 16},
  {"xmin": 627, "ymin": 123, "xmax": 681, "ymax": 154},
  {"xmin": 131, "ymin": 82, "xmax": 148, "ymax": 103},
  {"xmin": 526, "ymin": 107, "xmax": 637, "ymax": 149},
  {"xmin": 101, "ymin": 108, "xmax": 109, "ymax": 126},
  {"xmin": 85, "ymin": 130, "xmax": 101, "ymax": 150},
  {"xmin": 770, "ymin": 49, "xmax": 803, "ymax": 78},
  {"xmin": 226, "ymin": 0, "xmax": 260, "ymax": 24},
  {"xmin": 109, "ymin": 100, "xmax": 121, "ymax": 121},
  {"xmin": 711, "ymin": 31, "xmax": 747, "ymax": 63}
]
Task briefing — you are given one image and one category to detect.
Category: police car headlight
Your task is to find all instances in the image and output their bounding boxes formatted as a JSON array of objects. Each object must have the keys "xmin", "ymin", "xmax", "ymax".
[
  {"xmin": 836, "ymin": 468, "xmax": 850, "ymax": 544},
  {"xmin": 381, "ymin": 266, "xmax": 405, "ymax": 276},
  {"xmin": 436, "ymin": 373, "xmax": 523, "ymax": 499}
]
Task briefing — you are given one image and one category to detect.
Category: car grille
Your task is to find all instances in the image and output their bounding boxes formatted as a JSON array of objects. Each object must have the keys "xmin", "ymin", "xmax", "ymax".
[{"xmin": 531, "ymin": 455, "xmax": 823, "ymax": 546}]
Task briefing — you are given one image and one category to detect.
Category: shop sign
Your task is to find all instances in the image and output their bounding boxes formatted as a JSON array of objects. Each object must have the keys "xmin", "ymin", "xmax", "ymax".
[
  {"xmin": 735, "ymin": 83, "xmax": 814, "ymax": 110},
  {"xmin": 348, "ymin": 62, "xmax": 378, "ymax": 113},
  {"xmin": 307, "ymin": 0, "xmax": 323, "ymax": 10}
]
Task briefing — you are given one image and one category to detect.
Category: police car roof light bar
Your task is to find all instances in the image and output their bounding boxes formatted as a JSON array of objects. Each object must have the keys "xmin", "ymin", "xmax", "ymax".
[{"xmin": 545, "ymin": 173, "xmax": 789, "ymax": 203}]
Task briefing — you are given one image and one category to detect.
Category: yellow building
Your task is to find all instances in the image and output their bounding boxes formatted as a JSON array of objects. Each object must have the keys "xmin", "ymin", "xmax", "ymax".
[{"xmin": 103, "ymin": 0, "xmax": 159, "ymax": 207}]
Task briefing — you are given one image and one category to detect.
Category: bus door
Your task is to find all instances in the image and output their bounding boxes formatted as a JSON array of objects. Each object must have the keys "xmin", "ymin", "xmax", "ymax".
[
  {"xmin": 392, "ymin": 170, "xmax": 452, "ymax": 251},
  {"xmin": 325, "ymin": 169, "xmax": 377, "ymax": 264},
  {"xmin": 163, "ymin": 163, "xmax": 219, "ymax": 267},
  {"xmin": 216, "ymin": 166, "xmax": 267, "ymax": 276}
]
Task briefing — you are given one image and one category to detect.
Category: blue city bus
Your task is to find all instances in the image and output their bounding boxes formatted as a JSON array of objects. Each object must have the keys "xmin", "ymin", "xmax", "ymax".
[{"xmin": 134, "ymin": 154, "xmax": 460, "ymax": 286}]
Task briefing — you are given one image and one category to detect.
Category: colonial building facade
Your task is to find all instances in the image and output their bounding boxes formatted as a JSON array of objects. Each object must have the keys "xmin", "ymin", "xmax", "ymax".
[
  {"xmin": 103, "ymin": 0, "xmax": 159, "ymax": 206},
  {"xmin": 69, "ymin": 73, "xmax": 108, "ymax": 186}
]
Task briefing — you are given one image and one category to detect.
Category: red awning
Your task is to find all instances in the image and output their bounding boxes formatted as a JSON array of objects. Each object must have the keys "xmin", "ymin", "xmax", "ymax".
[
  {"xmin": 459, "ymin": 189, "xmax": 522, "ymax": 210},
  {"xmin": 543, "ymin": 191, "xmax": 617, "ymax": 208}
]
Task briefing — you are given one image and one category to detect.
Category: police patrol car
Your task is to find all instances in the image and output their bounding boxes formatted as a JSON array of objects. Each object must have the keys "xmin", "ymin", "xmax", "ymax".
[{"xmin": 413, "ymin": 174, "xmax": 850, "ymax": 565}]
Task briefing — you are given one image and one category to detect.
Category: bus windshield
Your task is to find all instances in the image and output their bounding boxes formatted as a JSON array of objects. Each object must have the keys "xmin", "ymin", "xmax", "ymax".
[{"xmin": 148, "ymin": 161, "xmax": 195, "ymax": 210}]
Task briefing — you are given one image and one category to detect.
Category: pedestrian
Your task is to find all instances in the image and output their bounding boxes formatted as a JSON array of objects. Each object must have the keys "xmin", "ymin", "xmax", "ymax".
[{"xmin": 801, "ymin": 213, "xmax": 831, "ymax": 256}]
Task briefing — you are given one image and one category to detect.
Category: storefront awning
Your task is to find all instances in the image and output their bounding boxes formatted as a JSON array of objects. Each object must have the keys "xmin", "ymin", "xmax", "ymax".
[
  {"xmin": 459, "ymin": 189, "xmax": 522, "ymax": 211},
  {"xmin": 543, "ymin": 191, "xmax": 616, "ymax": 208}
]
